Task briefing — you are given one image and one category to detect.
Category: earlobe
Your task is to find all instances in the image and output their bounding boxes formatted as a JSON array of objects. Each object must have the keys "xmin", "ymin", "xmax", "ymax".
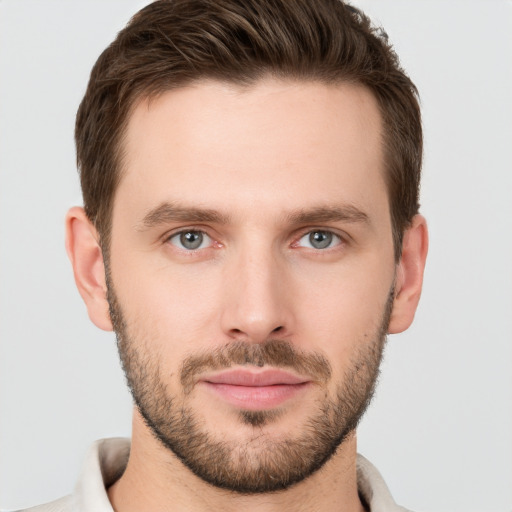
[
  {"xmin": 65, "ymin": 207, "xmax": 113, "ymax": 331},
  {"xmin": 388, "ymin": 214, "xmax": 428, "ymax": 334}
]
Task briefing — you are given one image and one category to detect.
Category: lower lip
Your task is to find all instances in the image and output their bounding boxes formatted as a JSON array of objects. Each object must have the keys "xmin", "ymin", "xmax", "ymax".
[{"xmin": 202, "ymin": 382, "xmax": 310, "ymax": 410}]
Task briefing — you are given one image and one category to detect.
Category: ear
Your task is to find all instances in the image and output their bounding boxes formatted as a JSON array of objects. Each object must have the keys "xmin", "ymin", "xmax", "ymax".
[
  {"xmin": 388, "ymin": 214, "xmax": 428, "ymax": 334},
  {"xmin": 65, "ymin": 207, "xmax": 113, "ymax": 331}
]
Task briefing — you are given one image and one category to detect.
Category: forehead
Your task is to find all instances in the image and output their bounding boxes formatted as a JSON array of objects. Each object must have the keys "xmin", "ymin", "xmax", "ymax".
[{"xmin": 116, "ymin": 79, "xmax": 386, "ymax": 221}]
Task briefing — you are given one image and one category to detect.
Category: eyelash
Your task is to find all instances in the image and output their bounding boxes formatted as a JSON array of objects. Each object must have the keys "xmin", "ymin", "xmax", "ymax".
[
  {"xmin": 166, "ymin": 229, "xmax": 216, "ymax": 251},
  {"xmin": 164, "ymin": 228, "xmax": 346, "ymax": 252},
  {"xmin": 293, "ymin": 230, "xmax": 343, "ymax": 250}
]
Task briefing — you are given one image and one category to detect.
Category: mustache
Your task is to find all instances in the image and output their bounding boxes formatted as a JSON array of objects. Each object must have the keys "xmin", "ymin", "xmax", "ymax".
[{"xmin": 180, "ymin": 339, "xmax": 332, "ymax": 394}]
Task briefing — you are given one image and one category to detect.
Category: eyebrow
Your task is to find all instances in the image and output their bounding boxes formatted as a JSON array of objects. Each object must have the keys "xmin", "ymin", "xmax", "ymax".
[
  {"xmin": 138, "ymin": 201, "xmax": 370, "ymax": 230},
  {"xmin": 138, "ymin": 202, "xmax": 231, "ymax": 230},
  {"xmin": 285, "ymin": 205, "xmax": 370, "ymax": 226}
]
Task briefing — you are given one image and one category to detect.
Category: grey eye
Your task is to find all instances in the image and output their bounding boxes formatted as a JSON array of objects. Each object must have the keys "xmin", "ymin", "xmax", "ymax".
[
  {"xmin": 298, "ymin": 230, "xmax": 340, "ymax": 250},
  {"xmin": 309, "ymin": 231, "xmax": 332, "ymax": 249},
  {"xmin": 169, "ymin": 230, "xmax": 211, "ymax": 250}
]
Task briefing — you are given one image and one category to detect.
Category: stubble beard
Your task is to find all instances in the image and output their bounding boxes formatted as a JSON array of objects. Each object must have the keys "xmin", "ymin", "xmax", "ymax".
[{"xmin": 107, "ymin": 280, "xmax": 392, "ymax": 494}]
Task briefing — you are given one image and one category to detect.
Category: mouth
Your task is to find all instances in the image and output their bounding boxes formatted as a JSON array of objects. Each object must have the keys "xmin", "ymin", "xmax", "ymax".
[{"xmin": 199, "ymin": 368, "xmax": 312, "ymax": 410}]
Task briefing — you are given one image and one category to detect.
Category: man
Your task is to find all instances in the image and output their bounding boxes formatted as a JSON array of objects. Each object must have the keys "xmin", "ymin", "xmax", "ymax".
[{"xmin": 22, "ymin": 0, "xmax": 428, "ymax": 510}]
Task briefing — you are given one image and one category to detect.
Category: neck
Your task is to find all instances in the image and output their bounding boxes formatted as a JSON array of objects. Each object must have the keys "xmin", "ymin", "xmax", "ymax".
[{"xmin": 108, "ymin": 409, "xmax": 365, "ymax": 512}]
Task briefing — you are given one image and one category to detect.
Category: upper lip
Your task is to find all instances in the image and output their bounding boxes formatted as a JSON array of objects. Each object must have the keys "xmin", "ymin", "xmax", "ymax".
[{"xmin": 201, "ymin": 368, "xmax": 310, "ymax": 387}]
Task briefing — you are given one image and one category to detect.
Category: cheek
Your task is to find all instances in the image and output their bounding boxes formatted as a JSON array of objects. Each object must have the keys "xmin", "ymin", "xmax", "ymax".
[
  {"xmin": 112, "ymin": 259, "xmax": 224, "ymax": 352},
  {"xmin": 292, "ymin": 261, "xmax": 393, "ymax": 358}
]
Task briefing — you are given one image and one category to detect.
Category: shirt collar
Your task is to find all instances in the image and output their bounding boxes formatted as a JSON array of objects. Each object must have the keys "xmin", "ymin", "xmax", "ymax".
[{"xmin": 72, "ymin": 438, "xmax": 407, "ymax": 512}]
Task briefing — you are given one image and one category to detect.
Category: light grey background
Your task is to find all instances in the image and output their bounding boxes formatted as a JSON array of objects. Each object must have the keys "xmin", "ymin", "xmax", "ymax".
[{"xmin": 1, "ymin": 1, "xmax": 511, "ymax": 510}]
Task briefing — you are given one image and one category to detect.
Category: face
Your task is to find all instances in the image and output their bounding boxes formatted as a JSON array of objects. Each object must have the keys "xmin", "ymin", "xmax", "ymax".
[{"xmin": 107, "ymin": 79, "xmax": 397, "ymax": 492}]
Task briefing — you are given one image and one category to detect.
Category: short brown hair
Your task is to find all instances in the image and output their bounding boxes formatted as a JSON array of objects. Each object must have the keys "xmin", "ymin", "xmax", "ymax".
[{"xmin": 76, "ymin": 0, "xmax": 422, "ymax": 259}]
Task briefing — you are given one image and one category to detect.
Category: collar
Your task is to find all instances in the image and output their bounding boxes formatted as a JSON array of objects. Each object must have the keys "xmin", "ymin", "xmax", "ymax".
[{"xmin": 69, "ymin": 438, "xmax": 408, "ymax": 512}]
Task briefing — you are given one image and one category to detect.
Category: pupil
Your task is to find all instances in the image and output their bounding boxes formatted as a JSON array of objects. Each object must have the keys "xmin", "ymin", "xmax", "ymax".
[
  {"xmin": 310, "ymin": 231, "xmax": 332, "ymax": 249},
  {"xmin": 181, "ymin": 231, "xmax": 202, "ymax": 249}
]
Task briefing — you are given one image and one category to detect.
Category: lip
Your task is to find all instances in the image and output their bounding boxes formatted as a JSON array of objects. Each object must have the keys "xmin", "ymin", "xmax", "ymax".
[
  {"xmin": 199, "ymin": 368, "xmax": 311, "ymax": 410},
  {"xmin": 203, "ymin": 368, "xmax": 309, "ymax": 386}
]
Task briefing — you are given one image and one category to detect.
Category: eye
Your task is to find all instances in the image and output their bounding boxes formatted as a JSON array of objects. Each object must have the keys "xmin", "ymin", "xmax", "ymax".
[
  {"xmin": 297, "ymin": 230, "xmax": 342, "ymax": 250},
  {"xmin": 168, "ymin": 230, "xmax": 212, "ymax": 250}
]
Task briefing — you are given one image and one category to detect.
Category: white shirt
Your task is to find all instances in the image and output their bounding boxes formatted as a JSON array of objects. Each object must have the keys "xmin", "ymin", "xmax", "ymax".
[{"xmin": 19, "ymin": 438, "xmax": 410, "ymax": 512}]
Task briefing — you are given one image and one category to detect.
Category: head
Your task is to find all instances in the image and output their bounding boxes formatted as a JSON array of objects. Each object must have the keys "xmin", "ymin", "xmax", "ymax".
[{"xmin": 67, "ymin": 0, "xmax": 427, "ymax": 495}]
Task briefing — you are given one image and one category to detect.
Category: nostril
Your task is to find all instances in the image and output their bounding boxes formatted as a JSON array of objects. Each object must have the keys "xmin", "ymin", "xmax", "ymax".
[{"xmin": 226, "ymin": 325, "xmax": 287, "ymax": 342}]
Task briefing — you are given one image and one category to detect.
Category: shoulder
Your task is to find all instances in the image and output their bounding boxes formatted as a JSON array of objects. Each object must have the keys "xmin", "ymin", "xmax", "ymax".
[
  {"xmin": 13, "ymin": 495, "xmax": 74, "ymax": 512},
  {"xmin": 9, "ymin": 438, "xmax": 129, "ymax": 512}
]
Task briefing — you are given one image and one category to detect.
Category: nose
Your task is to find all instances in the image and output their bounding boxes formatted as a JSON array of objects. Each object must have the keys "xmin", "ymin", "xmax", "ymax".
[{"xmin": 220, "ymin": 241, "xmax": 294, "ymax": 343}]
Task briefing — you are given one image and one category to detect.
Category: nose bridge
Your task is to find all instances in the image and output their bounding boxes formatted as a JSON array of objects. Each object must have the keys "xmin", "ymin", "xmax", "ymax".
[{"xmin": 221, "ymin": 235, "xmax": 291, "ymax": 342}]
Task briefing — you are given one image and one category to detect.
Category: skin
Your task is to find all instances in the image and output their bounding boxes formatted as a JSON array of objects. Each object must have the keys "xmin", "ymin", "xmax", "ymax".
[{"xmin": 66, "ymin": 79, "xmax": 428, "ymax": 512}]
